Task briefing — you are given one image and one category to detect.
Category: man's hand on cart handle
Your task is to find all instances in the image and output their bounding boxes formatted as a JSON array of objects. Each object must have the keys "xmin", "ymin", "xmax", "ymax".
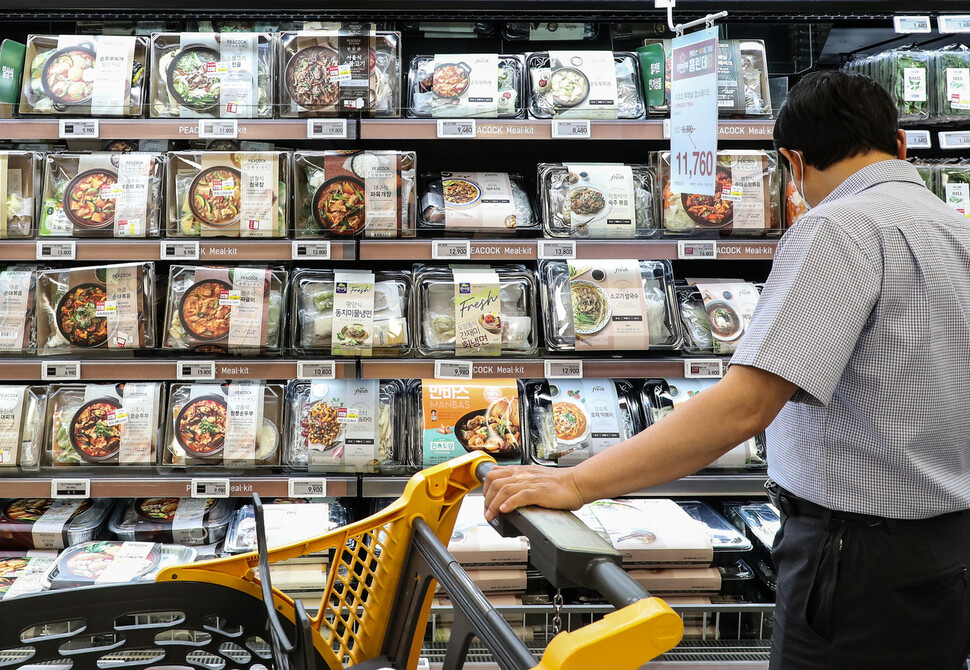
[{"xmin": 483, "ymin": 465, "xmax": 585, "ymax": 522}]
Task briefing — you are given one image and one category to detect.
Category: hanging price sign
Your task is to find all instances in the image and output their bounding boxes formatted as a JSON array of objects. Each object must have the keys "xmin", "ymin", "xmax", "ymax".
[{"xmin": 670, "ymin": 27, "xmax": 719, "ymax": 195}]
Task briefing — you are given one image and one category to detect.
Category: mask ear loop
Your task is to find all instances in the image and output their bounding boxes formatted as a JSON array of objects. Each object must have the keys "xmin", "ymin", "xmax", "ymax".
[{"xmin": 791, "ymin": 151, "xmax": 810, "ymax": 210}]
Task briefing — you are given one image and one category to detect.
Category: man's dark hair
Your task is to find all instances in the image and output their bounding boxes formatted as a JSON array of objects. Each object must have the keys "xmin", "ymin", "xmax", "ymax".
[{"xmin": 773, "ymin": 70, "xmax": 899, "ymax": 171}]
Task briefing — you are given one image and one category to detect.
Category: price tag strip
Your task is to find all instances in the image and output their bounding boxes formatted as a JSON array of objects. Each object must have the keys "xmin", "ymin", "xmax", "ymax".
[
  {"xmin": 537, "ymin": 240, "xmax": 577, "ymax": 260},
  {"xmin": 544, "ymin": 359, "xmax": 584, "ymax": 379},
  {"xmin": 904, "ymin": 130, "xmax": 932, "ymax": 150},
  {"xmin": 551, "ymin": 119, "xmax": 592, "ymax": 139},
  {"xmin": 160, "ymin": 240, "xmax": 200, "ymax": 260},
  {"xmin": 431, "ymin": 239, "xmax": 471, "ymax": 260},
  {"xmin": 677, "ymin": 240, "xmax": 718, "ymax": 260},
  {"xmin": 939, "ymin": 15, "xmax": 970, "ymax": 33},
  {"xmin": 50, "ymin": 479, "xmax": 91, "ymax": 499},
  {"xmin": 291, "ymin": 240, "xmax": 332, "ymax": 260},
  {"xmin": 36, "ymin": 241, "xmax": 76, "ymax": 261},
  {"xmin": 198, "ymin": 119, "xmax": 238, "ymax": 139},
  {"xmin": 436, "ymin": 120, "xmax": 477, "ymax": 139},
  {"xmin": 297, "ymin": 361, "xmax": 336, "ymax": 380},
  {"xmin": 41, "ymin": 361, "xmax": 81, "ymax": 381},
  {"xmin": 307, "ymin": 119, "xmax": 349, "ymax": 140},
  {"xmin": 894, "ymin": 15, "xmax": 932, "ymax": 33},
  {"xmin": 58, "ymin": 120, "xmax": 99, "ymax": 139},
  {"xmin": 191, "ymin": 478, "xmax": 231, "ymax": 499},
  {"xmin": 939, "ymin": 132, "xmax": 970, "ymax": 150},
  {"xmin": 684, "ymin": 359, "xmax": 725, "ymax": 378},
  {"xmin": 288, "ymin": 478, "xmax": 328, "ymax": 498},
  {"xmin": 176, "ymin": 361, "xmax": 216, "ymax": 381},
  {"xmin": 434, "ymin": 359, "xmax": 474, "ymax": 380}
]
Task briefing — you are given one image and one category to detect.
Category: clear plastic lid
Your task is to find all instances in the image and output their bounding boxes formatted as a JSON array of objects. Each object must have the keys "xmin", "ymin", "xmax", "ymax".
[
  {"xmin": 539, "ymin": 259, "xmax": 681, "ymax": 352},
  {"xmin": 283, "ymin": 379, "xmax": 407, "ymax": 474},
  {"xmin": 43, "ymin": 540, "xmax": 198, "ymax": 590},
  {"xmin": 0, "ymin": 498, "xmax": 115, "ymax": 550},
  {"xmin": 0, "ymin": 152, "xmax": 42, "ymax": 239},
  {"xmin": 0, "ymin": 385, "xmax": 46, "ymax": 469},
  {"xmin": 289, "ymin": 268, "xmax": 410, "ymax": 357},
  {"xmin": 407, "ymin": 54, "xmax": 526, "ymax": 119},
  {"xmin": 677, "ymin": 500, "xmax": 754, "ymax": 559},
  {"xmin": 734, "ymin": 503, "xmax": 780, "ymax": 553},
  {"xmin": 526, "ymin": 51, "xmax": 645, "ymax": 119},
  {"xmin": 418, "ymin": 172, "xmax": 538, "ymax": 233},
  {"xmin": 108, "ymin": 497, "xmax": 236, "ymax": 545},
  {"xmin": 412, "ymin": 264, "xmax": 539, "ymax": 358},
  {"xmin": 223, "ymin": 501, "xmax": 350, "ymax": 554},
  {"xmin": 0, "ymin": 553, "xmax": 58, "ymax": 599}
]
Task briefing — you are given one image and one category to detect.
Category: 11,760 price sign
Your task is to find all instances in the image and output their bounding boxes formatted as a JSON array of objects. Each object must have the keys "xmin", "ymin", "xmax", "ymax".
[
  {"xmin": 670, "ymin": 27, "xmax": 719, "ymax": 195},
  {"xmin": 673, "ymin": 150, "xmax": 715, "ymax": 179}
]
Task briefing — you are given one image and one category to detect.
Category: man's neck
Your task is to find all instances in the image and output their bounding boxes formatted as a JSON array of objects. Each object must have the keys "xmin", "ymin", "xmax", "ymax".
[{"xmin": 814, "ymin": 152, "xmax": 897, "ymax": 203}]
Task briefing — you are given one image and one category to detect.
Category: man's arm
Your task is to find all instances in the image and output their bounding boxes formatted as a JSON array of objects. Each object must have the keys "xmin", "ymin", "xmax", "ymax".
[{"xmin": 483, "ymin": 364, "xmax": 796, "ymax": 521}]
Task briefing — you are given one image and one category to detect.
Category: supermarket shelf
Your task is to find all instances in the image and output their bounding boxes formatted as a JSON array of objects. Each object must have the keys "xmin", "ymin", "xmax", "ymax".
[
  {"xmin": 0, "ymin": 475, "xmax": 357, "ymax": 498},
  {"xmin": 360, "ymin": 357, "xmax": 704, "ymax": 379},
  {"xmin": 0, "ymin": 240, "xmax": 356, "ymax": 262},
  {"xmin": 0, "ymin": 118, "xmax": 357, "ymax": 141},
  {"xmin": 360, "ymin": 473, "xmax": 767, "ymax": 498},
  {"xmin": 359, "ymin": 239, "xmax": 778, "ymax": 261},
  {"xmin": 360, "ymin": 119, "xmax": 775, "ymax": 141},
  {"xmin": 0, "ymin": 359, "xmax": 356, "ymax": 381}
]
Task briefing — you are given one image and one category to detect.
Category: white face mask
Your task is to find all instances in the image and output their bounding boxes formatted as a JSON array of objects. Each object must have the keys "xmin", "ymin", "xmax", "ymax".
[{"xmin": 789, "ymin": 151, "xmax": 810, "ymax": 210}]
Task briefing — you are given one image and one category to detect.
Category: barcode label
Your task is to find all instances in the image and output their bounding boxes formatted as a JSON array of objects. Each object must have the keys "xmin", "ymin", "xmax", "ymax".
[
  {"xmin": 288, "ymin": 478, "xmax": 328, "ymax": 498},
  {"xmin": 904, "ymin": 130, "xmax": 932, "ymax": 149},
  {"xmin": 297, "ymin": 361, "xmax": 336, "ymax": 380},
  {"xmin": 36, "ymin": 241, "xmax": 76, "ymax": 260},
  {"xmin": 177, "ymin": 361, "xmax": 216, "ymax": 380},
  {"xmin": 191, "ymin": 478, "xmax": 230, "ymax": 499},
  {"xmin": 41, "ymin": 361, "xmax": 81, "ymax": 381},
  {"xmin": 291, "ymin": 240, "xmax": 332, "ymax": 260},
  {"xmin": 544, "ymin": 359, "xmax": 584, "ymax": 379},
  {"xmin": 51, "ymin": 479, "xmax": 91, "ymax": 499},
  {"xmin": 434, "ymin": 359, "xmax": 474, "ymax": 380},
  {"xmin": 939, "ymin": 132, "xmax": 970, "ymax": 149},
  {"xmin": 939, "ymin": 15, "xmax": 970, "ymax": 33},
  {"xmin": 894, "ymin": 15, "xmax": 932, "ymax": 33},
  {"xmin": 160, "ymin": 240, "xmax": 200, "ymax": 260},
  {"xmin": 684, "ymin": 359, "xmax": 724, "ymax": 378},
  {"xmin": 198, "ymin": 119, "xmax": 238, "ymax": 139},
  {"xmin": 551, "ymin": 119, "xmax": 591, "ymax": 139},
  {"xmin": 59, "ymin": 120, "xmax": 99, "ymax": 138},
  {"xmin": 436, "ymin": 120, "xmax": 477, "ymax": 138},
  {"xmin": 677, "ymin": 240, "xmax": 718, "ymax": 260},
  {"xmin": 431, "ymin": 239, "xmax": 471, "ymax": 260},
  {"xmin": 537, "ymin": 240, "xmax": 577, "ymax": 260},
  {"xmin": 307, "ymin": 119, "xmax": 348, "ymax": 139}
]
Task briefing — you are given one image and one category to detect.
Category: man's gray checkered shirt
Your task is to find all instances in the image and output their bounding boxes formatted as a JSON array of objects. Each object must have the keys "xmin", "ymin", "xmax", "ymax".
[{"xmin": 732, "ymin": 159, "xmax": 970, "ymax": 519}]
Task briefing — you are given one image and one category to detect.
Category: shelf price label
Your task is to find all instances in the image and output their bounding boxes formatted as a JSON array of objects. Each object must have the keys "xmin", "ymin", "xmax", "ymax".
[
  {"xmin": 904, "ymin": 130, "xmax": 932, "ymax": 149},
  {"xmin": 684, "ymin": 359, "xmax": 724, "ymax": 378},
  {"xmin": 58, "ymin": 120, "xmax": 99, "ymax": 138},
  {"xmin": 939, "ymin": 132, "xmax": 970, "ymax": 149},
  {"xmin": 297, "ymin": 361, "xmax": 336, "ymax": 380},
  {"xmin": 288, "ymin": 478, "xmax": 328, "ymax": 498},
  {"xmin": 537, "ymin": 240, "xmax": 577, "ymax": 260},
  {"xmin": 291, "ymin": 240, "xmax": 332, "ymax": 260},
  {"xmin": 436, "ymin": 119, "xmax": 477, "ymax": 138},
  {"xmin": 41, "ymin": 361, "xmax": 81, "ymax": 381},
  {"xmin": 51, "ymin": 479, "xmax": 91, "ymax": 499},
  {"xmin": 670, "ymin": 27, "xmax": 719, "ymax": 195},
  {"xmin": 677, "ymin": 240, "xmax": 718, "ymax": 260},
  {"xmin": 434, "ymin": 359, "xmax": 474, "ymax": 380},
  {"xmin": 894, "ymin": 15, "xmax": 932, "ymax": 33},
  {"xmin": 191, "ymin": 478, "xmax": 230, "ymax": 499},
  {"xmin": 939, "ymin": 15, "xmax": 970, "ymax": 33},
  {"xmin": 36, "ymin": 240, "xmax": 76, "ymax": 260},
  {"xmin": 431, "ymin": 239, "xmax": 471, "ymax": 260},
  {"xmin": 551, "ymin": 119, "xmax": 591, "ymax": 139},
  {"xmin": 160, "ymin": 240, "xmax": 200, "ymax": 260},
  {"xmin": 307, "ymin": 119, "xmax": 349, "ymax": 140},
  {"xmin": 544, "ymin": 359, "xmax": 584, "ymax": 379},
  {"xmin": 177, "ymin": 361, "xmax": 216, "ymax": 380},
  {"xmin": 198, "ymin": 119, "xmax": 238, "ymax": 139}
]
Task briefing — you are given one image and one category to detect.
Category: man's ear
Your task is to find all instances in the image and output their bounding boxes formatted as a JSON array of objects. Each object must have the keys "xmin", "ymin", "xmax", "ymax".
[
  {"xmin": 896, "ymin": 129, "xmax": 907, "ymax": 160},
  {"xmin": 779, "ymin": 148, "xmax": 800, "ymax": 180}
]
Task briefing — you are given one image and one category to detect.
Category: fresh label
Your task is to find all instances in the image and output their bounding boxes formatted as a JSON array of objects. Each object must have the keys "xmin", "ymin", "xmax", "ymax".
[
  {"xmin": 730, "ymin": 155, "xmax": 767, "ymax": 229},
  {"xmin": 452, "ymin": 268, "xmax": 502, "ymax": 356},
  {"xmin": 546, "ymin": 380, "xmax": 624, "ymax": 466},
  {"xmin": 219, "ymin": 34, "xmax": 258, "ymax": 117},
  {"xmin": 548, "ymin": 51, "xmax": 618, "ymax": 119},
  {"xmin": 331, "ymin": 270, "xmax": 376, "ymax": 356},
  {"xmin": 442, "ymin": 172, "xmax": 517, "ymax": 230},
  {"xmin": 945, "ymin": 181, "xmax": 970, "ymax": 216},
  {"xmin": 563, "ymin": 164, "xmax": 636, "ymax": 238},
  {"xmin": 304, "ymin": 380, "xmax": 380, "ymax": 472},
  {"xmin": 114, "ymin": 154, "xmax": 152, "ymax": 238},
  {"xmin": 116, "ymin": 383, "xmax": 157, "ymax": 464},
  {"xmin": 568, "ymin": 260, "xmax": 649, "ymax": 350}
]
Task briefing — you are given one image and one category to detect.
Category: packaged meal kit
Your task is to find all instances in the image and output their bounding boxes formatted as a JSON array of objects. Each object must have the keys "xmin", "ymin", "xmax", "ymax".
[
  {"xmin": 293, "ymin": 151, "xmax": 416, "ymax": 238},
  {"xmin": 42, "ymin": 540, "xmax": 198, "ymax": 590},
  {"xmin": 35, "ymin": 262, "xmax": 157, "ymax": 354},
  {"xmin": 284, "ymin": 379, "xmax": 407, "ymax": 474},
  {"xmin": 0, "ymin": 151, "xmax": 41, "ymax": 239},
  {"xmin": 676, "ymin": 281, "xmax": 761, "ymax": 355},
  {"xmin": 677, "ymin": 500, "xmax": 753, "ymax": 567},
  {"xmin": 419, "ymin": 171, "xmax": 538, "ymax": 234},
  {"xmin": 626, "ymin": 567, "xmax": 721, "ymax": 597},
  {"xmin": 108, "ymin": 497, "xmax": 235, "ymax": 545},
  {"xmin": 39, "ymin": 152, "xmax": 164, "ymax": 238},
  {"xmin": 449, "ymin": 495, "xmax": 529, "ymax": 567},
  {"xmin": 45, "ymin": 383, "xmax": 164, "ymax": 467},
  {"xmin": 0, "ymin": 267, "xmax": 40, "ymax": 354},
  {"xmin": 20, "ymin": 35, "xmax": 148, "ymax": 116},
  {"xmin": 166, "ymin": 151, "xmax": 289, "ymax": 238},
  {"xmin": 501, "ymin": 23, "xmax": 600, "ymax": 42},
  {"xmin": 0, "ymin": 553, "xmax": 57, "ymax": 600},
  {"xmin": 162, "ymin": 382, "xmax": 284, "ymax": 468},
  {"xmin": 527, "ymin": 51, "xmax": 645, "ymax": 119},
  {"xmin": 0, "ymin": 386, "xmax": 46, "ymax": 469},
  {"xmin": 406, "ymin": 54, "xmax": 525, "ymax": 118},
  {"xmin": 289, "ymin": 268, "xmax": 410, "ymax": 357},
  {"xmin": 540, "ymin": 259, "xmax": 681, "ymax": 352},
  {"xmin": 0, "ymin": 498, "xmax": 114, "ymax": 550},
  {"xmin": 641, "ymin": 379, "xmax": 766, "ymax": 469},
  {"xmin": 162, "ymin": 265, "xmax": 286, "ymax": 355},
  {"xmin": 224, "ymin": 501, "xmax": 350, "ymax": 554},
  {"xmin": 150, "ymin": 32, "xmax": 276, "ymax": 118},
  {"xmin": 528, "ymin": 378, "xmax": 644, "ymax": 466},
  {"xmin": 409, "ymin": 379, "xmax": 527, "ymax": 467},
  {"xmin": 412, "ymin": 264, "xmax": 538, "ymax": 358},
  {"xmin": 658, "ymin": 150, "xmax": 783, "ymax": 236},
  {"xmin": 538, "ymin": 163, "xmax": 660, "ymax": 239},
  {"xmin": 279, "ymin": 29, "xmax": 401, "ymax": 118}
]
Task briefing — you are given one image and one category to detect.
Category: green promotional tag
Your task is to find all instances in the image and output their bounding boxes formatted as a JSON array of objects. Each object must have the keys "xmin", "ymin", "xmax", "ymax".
[
  {"xmin": 637, "ymin": 43, "xmax": 666, "ymax": 107},
  {"xmin": 0, "ymin": 40, "xmax": 25, "ymax": 117}
]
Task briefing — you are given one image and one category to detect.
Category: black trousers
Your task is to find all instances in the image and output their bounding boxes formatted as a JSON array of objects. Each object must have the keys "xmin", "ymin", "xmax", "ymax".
[{"xmin": 770, "ymin": 496, "xmax": 970, "ymax": 670}]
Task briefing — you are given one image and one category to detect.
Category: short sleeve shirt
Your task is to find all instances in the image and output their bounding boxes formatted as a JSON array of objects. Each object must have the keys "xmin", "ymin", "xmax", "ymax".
[{"xmin": 731, "ymin": 159, "xmax": 970, "ymax": 519}]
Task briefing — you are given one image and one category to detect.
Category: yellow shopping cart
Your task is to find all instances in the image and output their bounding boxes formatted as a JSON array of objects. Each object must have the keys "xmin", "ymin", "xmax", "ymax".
[{"xmin": 0, "ymin": 453, "xmax": 683, "ymax": 669}]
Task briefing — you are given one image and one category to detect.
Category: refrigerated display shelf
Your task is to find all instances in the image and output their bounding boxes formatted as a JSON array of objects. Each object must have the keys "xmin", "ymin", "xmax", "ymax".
[
  {"xmin": 0, "ymin": 118, "xmax": 357, "ymax": 141},
  {"xmin": 0, "ymin": 359, "xmax": 357, "ymax": 381},
  {"xmin": 1, "ymin": 240, "xmax": 357, "ymax": 262},
  {"xmin": 359, "ymin": 357, "xmax": 727, "ymax": 379},
  {"xmin": 0, "ymin": 475, "xmax": 357, "ymax": 498}
]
